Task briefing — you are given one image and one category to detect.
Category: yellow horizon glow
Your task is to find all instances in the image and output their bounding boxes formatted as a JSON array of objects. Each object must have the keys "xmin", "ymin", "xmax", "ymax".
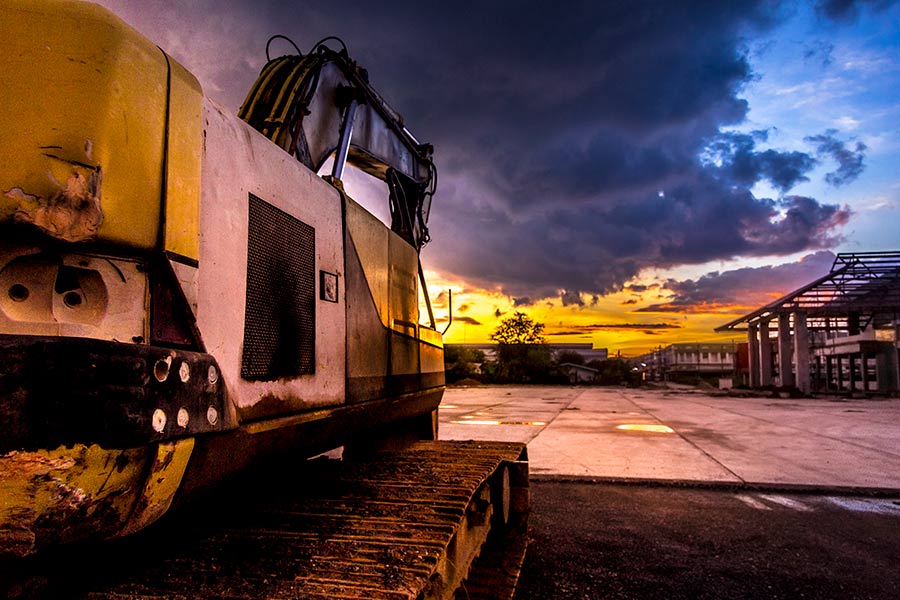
[{"xmin": 421, "ymin": 269, "xmax": 751, "ymax": 357}]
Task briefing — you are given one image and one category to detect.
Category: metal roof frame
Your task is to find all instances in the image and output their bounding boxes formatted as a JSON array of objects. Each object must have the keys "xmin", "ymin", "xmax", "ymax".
[{"xmin": 716, "ymin": 251, "xmax": 900, "ymax": 332}]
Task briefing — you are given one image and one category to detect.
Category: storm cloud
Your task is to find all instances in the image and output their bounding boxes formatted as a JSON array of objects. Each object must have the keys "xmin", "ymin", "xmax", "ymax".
[
  {"xmin": 94, "ymin": 0, "xmax": 871, "ymax": 302},
  {"xmin": 805, "ymin": 129, "xmax": 867, "ymax": 187},
  {"xmin": 638, "ymin": 250, "xmax": 836, "ymax": 313},
  {"xmin": 815, "ymin": 0, "xmax": 897, "ymax": 21}
]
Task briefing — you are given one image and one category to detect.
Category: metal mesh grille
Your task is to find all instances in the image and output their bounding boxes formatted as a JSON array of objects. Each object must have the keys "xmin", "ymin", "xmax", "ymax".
[{"xmin": 241, "ymin": 194, "xmax": 315, "ymax": 379}]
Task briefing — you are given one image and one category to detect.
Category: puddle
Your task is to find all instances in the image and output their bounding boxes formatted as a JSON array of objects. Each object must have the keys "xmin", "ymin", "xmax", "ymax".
[{"xmin": 615, "ymin": 424, "xmax": 674, "ymax": 433}]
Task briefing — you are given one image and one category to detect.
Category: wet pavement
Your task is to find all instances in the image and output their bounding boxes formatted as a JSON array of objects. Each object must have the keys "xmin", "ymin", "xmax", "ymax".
[{"xmin": 439, "ymin": 385, "xmax": 900, "ymax": 491}]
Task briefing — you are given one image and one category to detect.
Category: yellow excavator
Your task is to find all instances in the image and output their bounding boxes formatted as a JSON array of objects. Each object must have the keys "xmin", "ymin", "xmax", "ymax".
[{"xmin": 0, "ymin": 1, "xmax": 528, "ymax": 598}]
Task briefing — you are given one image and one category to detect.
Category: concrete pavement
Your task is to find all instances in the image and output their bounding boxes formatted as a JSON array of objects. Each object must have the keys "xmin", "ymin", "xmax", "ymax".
[{"xmin": 439, "ymin": 385, "xmax": 900, "ymax": 490}]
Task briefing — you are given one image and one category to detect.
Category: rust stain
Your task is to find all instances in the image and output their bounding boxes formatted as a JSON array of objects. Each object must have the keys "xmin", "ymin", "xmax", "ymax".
[
  {"xmin": 1, "ymin": 446, "xmax": 149, "ymax": 557},
  {"xmin": 5, "ymin": 166, "xmax": 103, "ymax": 242}
]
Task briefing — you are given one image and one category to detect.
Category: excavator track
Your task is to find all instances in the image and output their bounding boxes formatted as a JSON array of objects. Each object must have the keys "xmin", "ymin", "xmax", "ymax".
[{"xmin": 2, "ymin": 441, "xmax": 529, "ymax": 600}]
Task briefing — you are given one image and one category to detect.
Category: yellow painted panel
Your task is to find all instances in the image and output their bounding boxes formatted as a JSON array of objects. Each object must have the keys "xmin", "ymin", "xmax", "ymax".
[
  {"xmin": 389, "ymin": 232, "xmax": 419, "ymax": 335},
  {"xmin": 0, "ymin": 443, "xmax": 151, "ymax": 556},
  {"xmin": 119, "ymin": 438, "xmax": 194, "ymax": 536},
  {"xmin": 163, "ymin": 57, "xmax": 203, "ymax": 261},
  {"xmin": 0, "ymin": 0, "xmax": 168, "ymax": 249},
  {"xmin": 346, "ymin": 198, "xmax": 390, "ymax": 328},
  {"xmin": 419, "ymin": 326, "xmax": 444, "ymax": 348}
]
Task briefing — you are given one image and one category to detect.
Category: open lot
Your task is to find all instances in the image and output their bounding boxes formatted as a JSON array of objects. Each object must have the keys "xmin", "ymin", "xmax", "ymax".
[
  {"xmin": 440, "ymin": 385, "xmax": 900, "ymax": 490},
  {"xmin": 440, "ymin": 385, "xmax": 900, "ymax": 599}
]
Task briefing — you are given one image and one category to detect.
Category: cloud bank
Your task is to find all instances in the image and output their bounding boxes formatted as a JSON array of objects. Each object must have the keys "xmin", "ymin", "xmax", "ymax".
[
  {"xmin": 94, "ymin": 0, "xmax": 875, "ymax": 303},
  {"xmin": 638, "ymin": 250, "xmax": 836, "ymax": 313}
]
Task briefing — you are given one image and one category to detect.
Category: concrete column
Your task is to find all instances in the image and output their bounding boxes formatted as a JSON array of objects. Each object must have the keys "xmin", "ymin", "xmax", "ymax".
[
  {"xmin": 825, "ymin": 356, "xmax": 833, "ymax": 391},
  {"xmin": 814, "ymin": 355, "xmax": 822, "ymax": 392},
  {"xmin": 837, "ymin": 356, "xmax": 844, "ymax": 390},
  {"xmin": 849, "ymin": 354, "xmax": 857, "ymax": 392},
  {"xmin": 748, "ymin": 323, "xmax": 760, "ymax": 388},
  {"xmin": 792, "ymin": 312, "xmax": 810, "ymax": 394},
  {"xmin": 759, "ymin": 320, "xmax": 773, "ymax": 386},
  {"xmin": 877, "ymin": 346, "xmax": 900, "ymax": 392},
  {"xmin": 777, "ymin": 313, "xmax": 794, "ymax": 387},
  {"xmin": 861, "ymin": 352, "xmax": 869, "ymax": 393}
]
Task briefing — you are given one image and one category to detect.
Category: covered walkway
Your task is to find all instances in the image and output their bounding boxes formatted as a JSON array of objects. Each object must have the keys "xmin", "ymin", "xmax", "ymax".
[{"xmin": 716, "ymin": 251, "xmax": 900, "ymax": 394}]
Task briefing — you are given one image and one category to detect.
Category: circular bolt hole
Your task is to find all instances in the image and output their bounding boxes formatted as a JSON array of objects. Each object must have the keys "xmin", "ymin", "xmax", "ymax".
[
  {"xmin": 207, "ymin": 406, "xmax": 219, "ymax": 426},
  {"xmin": 152, "ymin": 409, "xmax": 167, "ymax": 433},
  {"xmin": 8, "ymin": 284, "xmax": 29, "ymax": 302},
  {"xmin": 154, "ymin": 358, "xmax": 171, "ymax": 382},
  {"xmin": 177, "ymin": 408, "xmax": 190, "ymax": 428},
  {"xmin": 208, "ymin": 365, "xmax": 218, "ymax": 385},
  {"xmin": 63, "ymin": 291, "xmax": 83, "ymax": 308}
]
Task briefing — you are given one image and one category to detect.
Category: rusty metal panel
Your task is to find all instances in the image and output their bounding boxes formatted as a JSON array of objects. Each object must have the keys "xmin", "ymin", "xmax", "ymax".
[
  {"xmin": 241, "ymin": 194, "xmax": 316, "ymax": 380},
  {"xmin": 391, "ymin": 333, "xmax": 420, "ymax": 394},
  {"xmin": 389, "ymin": 232, "xmax": 418, "ymax": 336},
  {"xmin": 0, "ymin": 443, "xmax": 152, "ymax": 557},
  {"xmin": 420, "ymin": 341, "xmax": 445, "ymax": 389},
  {"xmin": 345, "ymin": 230, "xmax": 389, "ymax": 403},
  {"xmin": 346, "ymin": 198, "xmax": 390, "ymax": 328},
  {"xmin": 0, "ymin": 334, "xmax": 231, "ymax": 452}
]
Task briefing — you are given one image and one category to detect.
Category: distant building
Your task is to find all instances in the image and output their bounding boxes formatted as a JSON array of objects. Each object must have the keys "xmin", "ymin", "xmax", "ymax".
[
  {"xmin": 549, "ymin": 343, "xmax": 609, "ymax": 363},
  {"xmin": 636, "ymin": 342, "xmax": 737, "ymax": 383},
  {"xmin": 559, "ymin": 363, "xmax": 599, "ymax": 384},
  {"xmin": 716, "ymin": 251, "xmax": 900, "ymax": 394},
  {"xmin": 446, "ymin": 343, "xmax": 608, "ymax": 363}
]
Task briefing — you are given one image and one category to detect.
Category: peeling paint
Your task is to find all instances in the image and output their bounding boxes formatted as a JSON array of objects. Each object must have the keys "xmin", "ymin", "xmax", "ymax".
[
  {"xmin": 5, "ymin": 168, "xmax": 103, "ymax": 242},
  {"xmin": 0, "ymin": 444, "xmax": 150, "ymax": 557}
]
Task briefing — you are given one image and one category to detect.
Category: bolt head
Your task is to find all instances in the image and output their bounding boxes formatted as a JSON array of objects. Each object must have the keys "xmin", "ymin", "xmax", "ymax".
[{"xmin": 152, "ymin": 409, "xmax": 167, "ymax": 433}]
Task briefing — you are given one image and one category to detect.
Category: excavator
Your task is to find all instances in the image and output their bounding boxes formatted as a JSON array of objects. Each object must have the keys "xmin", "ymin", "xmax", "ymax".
[{"xmin": 0, "ymin": 1, "xmax": 528, "ymax": 597}]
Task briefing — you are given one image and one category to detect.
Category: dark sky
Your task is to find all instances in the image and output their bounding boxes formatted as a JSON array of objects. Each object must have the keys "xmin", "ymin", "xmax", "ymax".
[{"xmin": 101, "ymin": 0, "xmax": 891, "ymax": 307}]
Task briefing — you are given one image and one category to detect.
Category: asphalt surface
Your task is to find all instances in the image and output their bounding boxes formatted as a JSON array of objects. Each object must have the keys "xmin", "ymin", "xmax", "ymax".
[{"xmin": 513, "ymin": 481, "xmax": 900, "ymax": 600}]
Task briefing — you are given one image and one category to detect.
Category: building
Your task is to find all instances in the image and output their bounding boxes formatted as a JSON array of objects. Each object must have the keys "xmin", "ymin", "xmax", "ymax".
[
  {"xmin": 559, "ymin": 363, "xmax": 599, "ymax": 384},
  {"xmin": 637, "ymin": 342, "xmax": 737, "ymax": 383},
  {"xmin": 549, "ymin": 343, "xmax": 609, "ymax": 363},
  {"xmin": 716, "ymin": 251, "xmax": 900, "ymax": 394}
]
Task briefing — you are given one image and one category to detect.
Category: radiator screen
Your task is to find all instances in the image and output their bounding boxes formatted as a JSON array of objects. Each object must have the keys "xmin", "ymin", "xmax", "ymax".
[{"xmin": 241, "ymin": 194, "xmax": 316, "ymax": 379}]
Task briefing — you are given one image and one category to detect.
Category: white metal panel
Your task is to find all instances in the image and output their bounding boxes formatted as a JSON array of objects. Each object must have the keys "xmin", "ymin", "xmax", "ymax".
[{"xmin": 197, "ymin": 98, "xmax": 345, "ymax": 415}]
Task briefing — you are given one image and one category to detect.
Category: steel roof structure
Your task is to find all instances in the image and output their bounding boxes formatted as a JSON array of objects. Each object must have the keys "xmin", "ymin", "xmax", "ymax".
[{"xmin": 716, "ymin": 251, "xmax": 900, "ymax": 333}]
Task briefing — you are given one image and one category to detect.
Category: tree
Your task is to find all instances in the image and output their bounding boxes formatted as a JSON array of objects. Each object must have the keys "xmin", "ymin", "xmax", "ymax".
[
  {"xmin": 555, "ymin": 350, "xmax": 585, "ymax": 366},
  {"xmin": 491, "ymin": 312, "xmax": 546, "ymax": 345},
  {"xmin": 490, "ymin": 312, "xmax": 552, "ymax": 383},
  {"xmin": 444, "ymin": 346, "xmax": 486, "ymax": 383}
]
